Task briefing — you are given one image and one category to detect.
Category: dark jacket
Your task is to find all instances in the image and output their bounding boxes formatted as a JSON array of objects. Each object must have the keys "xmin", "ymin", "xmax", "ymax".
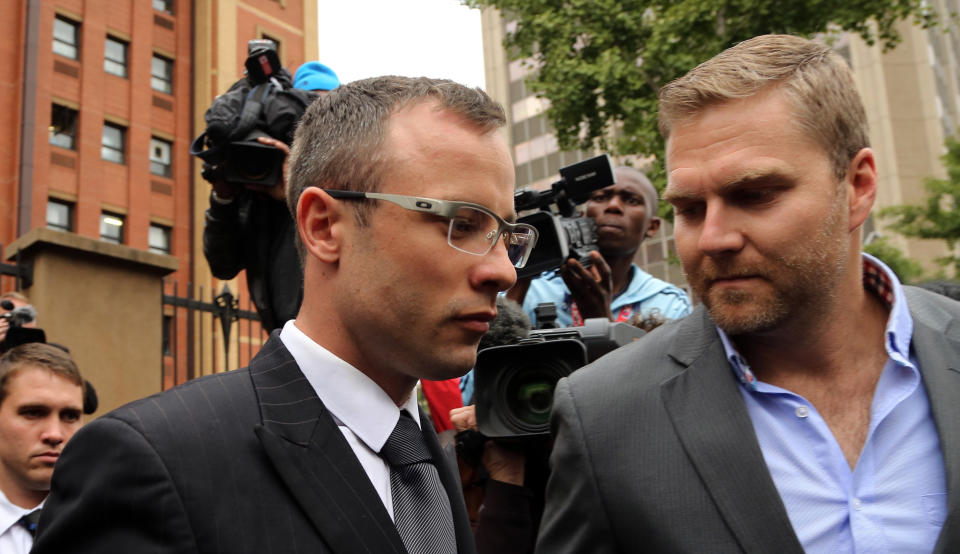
[{"xmin": 202, "ymin": 191, "xmax": 301, "ymax": 330}]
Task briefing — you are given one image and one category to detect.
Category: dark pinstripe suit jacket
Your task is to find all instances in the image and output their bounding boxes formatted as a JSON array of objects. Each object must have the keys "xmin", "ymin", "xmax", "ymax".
[
  {"xmin": 536, "ymin": 286, "xmax": 960, "ymax": 553},
  {"xmin": 32, "ymin": 334, "xmax": 477, "ymax": 554}
]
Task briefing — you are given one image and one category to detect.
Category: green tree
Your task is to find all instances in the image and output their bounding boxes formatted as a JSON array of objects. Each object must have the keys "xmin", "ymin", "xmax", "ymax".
[
  {"xmin": 464, "ymin": 0, "xmax": 936, "ymax": 190},
  {"xmin": 879, "ymin": 135, "xmax": 960, "ymax": 275},
  {"xmin": 863, "ymin": 235, "xmax": 925, "ymax": 283}
]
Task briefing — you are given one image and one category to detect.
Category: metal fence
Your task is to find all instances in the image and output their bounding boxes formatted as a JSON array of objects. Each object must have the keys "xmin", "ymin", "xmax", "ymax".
[{"xmin": 162, "ymin": 280, "xmax": 268, "ymax": 389}]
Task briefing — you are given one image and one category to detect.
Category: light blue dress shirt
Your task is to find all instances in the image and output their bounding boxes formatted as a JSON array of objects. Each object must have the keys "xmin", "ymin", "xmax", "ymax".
[
  {"xmin": 522, "ymin": 263, "xmax": 692, "ymax": 328},
  {"xmin": 718, "ymin": 254, "xmax": 947, "ymax": 553}
]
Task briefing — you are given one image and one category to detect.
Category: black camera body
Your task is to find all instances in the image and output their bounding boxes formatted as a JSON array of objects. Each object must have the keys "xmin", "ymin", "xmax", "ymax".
[
  {"xmin": 474, "ymin": 311, "xmax": 644, "ymax": 441},
  {"xmin": 191, "ymin": 39, "xmax": 306, "ymax": 189},
  {"xmin": 514, "ymin": 154, "xmax": 616, "ymax": 279},
  {"xmin": 0, "ymin": 300, "xmax": 45, "ymax": 353}
]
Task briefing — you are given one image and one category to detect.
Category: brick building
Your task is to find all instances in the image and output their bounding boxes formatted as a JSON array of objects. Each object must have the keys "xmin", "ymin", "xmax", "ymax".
[{"xmin": 1, "ymin": 0, "xmax": 317, "ymax": 414}]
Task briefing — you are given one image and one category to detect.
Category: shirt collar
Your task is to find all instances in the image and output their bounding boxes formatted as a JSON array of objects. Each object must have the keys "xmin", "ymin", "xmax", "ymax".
[
  {"xmin": 719, "ymin": 253, "xmax": 914, "ymax": 391},
  {"xmin": 278, "ymin": 321, "xmax": 421, "ymax": 454},
  {"xmin": 0, "ymin": 488, "xmax": 41, "ymax": 535}
]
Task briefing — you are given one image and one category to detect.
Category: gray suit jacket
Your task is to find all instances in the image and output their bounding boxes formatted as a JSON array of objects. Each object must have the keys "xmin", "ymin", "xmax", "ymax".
[
  {"xmin": 32, "ymin": 334, "xmax": 477, "ymax": 554},
  {"xmin": 536, "ymin": 287, "xmax": 960, "ymax": 553}
]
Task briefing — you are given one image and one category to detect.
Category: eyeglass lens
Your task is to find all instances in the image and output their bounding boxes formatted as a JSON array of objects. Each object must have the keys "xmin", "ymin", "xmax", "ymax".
[{"xmin": 448, "ymin": 206, "xmax": 534, "ymax": 266}]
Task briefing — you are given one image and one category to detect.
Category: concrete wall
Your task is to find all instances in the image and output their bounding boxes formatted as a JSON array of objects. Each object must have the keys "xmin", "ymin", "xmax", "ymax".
[{"xmin": 6, "ymin": 228, "xmax": 177, "ymax": 417}]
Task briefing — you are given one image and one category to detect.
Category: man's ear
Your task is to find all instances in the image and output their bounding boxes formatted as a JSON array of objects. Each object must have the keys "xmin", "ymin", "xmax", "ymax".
[
  {"xmin": 297, "ymin": 187, "xmax": 343, "ymax": 263},
  {"xmin": 846, "ymin": 147, "xmax": 877, "ymax": 232},
  {"xmin": 645, "ymin": 217, "xmax": 661, "ymax": 239}
]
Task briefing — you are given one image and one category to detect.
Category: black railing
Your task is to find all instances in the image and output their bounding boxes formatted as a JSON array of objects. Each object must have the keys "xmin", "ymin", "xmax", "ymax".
[
  {"xmin": 162, "ymin": 280, "xmax": 267, "ymax": 388},
  {"xmin": 0, "ymin": 245, "xmax": 33, "ymax": 290}
]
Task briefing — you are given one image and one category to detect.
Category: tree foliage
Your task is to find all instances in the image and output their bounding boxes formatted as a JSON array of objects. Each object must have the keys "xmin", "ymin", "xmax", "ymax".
[
  {"xmin": 863, "ymin": 236, "xmax": 925, "ymax": 283},
  {"xmin": 879, "ymin": 135, "xmax": 960, "ymax": 275},
  {"xmin": 464, "ymin": 0, "xmax": 936, "ymax": 190}
]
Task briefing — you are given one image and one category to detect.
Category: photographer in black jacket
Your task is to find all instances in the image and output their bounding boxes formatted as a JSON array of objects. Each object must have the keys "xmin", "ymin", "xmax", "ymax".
[{"xmin": 202, "ymin": 61, "xmax": 340, "ymax": 331}]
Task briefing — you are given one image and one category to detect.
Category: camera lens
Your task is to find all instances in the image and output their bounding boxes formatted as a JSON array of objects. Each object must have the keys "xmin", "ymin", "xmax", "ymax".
[{"xmin": 502, "ymin": 365, "xmax": 565, "ymax": 430}]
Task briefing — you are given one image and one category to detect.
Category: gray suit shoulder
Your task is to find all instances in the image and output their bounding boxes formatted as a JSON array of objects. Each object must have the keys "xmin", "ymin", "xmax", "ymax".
[
  {"xmin": 905, "ymin": 285, "xmax": 960, "ymax": 335},
  {"xmin": 564, "ymin": 308, "xmax": 713, "ymax": 404}
]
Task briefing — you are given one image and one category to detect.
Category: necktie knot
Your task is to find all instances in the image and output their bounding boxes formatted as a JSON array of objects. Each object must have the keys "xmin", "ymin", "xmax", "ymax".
[
  {"xmin": 380, "ymin": 410, "xmax": 433, "ymax": 467},
  {"xmin": 18, "ymin": 509, "xmax": 40, "ymax": 537}
]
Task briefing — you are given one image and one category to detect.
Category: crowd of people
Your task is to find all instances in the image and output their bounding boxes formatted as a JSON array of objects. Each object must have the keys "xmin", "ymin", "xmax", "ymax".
[{"xmin": 0, "ymin": 33, "xmax": 957, "ymax": 553}]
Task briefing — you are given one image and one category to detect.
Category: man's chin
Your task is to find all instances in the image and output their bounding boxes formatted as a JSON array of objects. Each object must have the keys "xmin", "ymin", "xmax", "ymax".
[{"xmin": 703, "ymin": 290, "xmax": 785, "ymax": 336}]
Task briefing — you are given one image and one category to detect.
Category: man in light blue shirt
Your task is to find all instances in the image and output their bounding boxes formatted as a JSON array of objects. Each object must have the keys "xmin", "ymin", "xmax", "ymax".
[
  {"xmin": 538, "ymin": 35, "xmax": 959, "ymax": 554},
  {"xmin": 517, "ymin": 166, "xmax": 692, "ymax": 328}
]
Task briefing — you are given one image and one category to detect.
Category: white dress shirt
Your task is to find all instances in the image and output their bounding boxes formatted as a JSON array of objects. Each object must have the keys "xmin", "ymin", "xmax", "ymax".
[
  {"xmin": 0, "ymin": 488, "xmax": 41, "ymax": 554},
  {"xmin": 279, "ymin": 320, "xmax": 421, "ymax": 520}
]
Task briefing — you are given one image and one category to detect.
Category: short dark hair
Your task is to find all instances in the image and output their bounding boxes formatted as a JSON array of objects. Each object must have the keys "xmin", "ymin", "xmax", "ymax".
[
  {"xmin": 0, "ymin": 343, "xmax": 83, "ymax": 405},
  {"xmin": 286, "ymin": 76, "xmax": 506, "ymax": 260}
]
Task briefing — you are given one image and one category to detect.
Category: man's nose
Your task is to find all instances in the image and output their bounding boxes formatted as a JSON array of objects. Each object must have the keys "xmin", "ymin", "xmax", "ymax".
[
  {"xmin": 40, "ymin": 420, "xmax": 67, "ymax": 445},
  {"xmin": 472, "ymin": 235, "xmax": 519, "ymax": 292},
  {"xmin": 698, "ymin": 204, "xmax": 744, "ymax": 255}
]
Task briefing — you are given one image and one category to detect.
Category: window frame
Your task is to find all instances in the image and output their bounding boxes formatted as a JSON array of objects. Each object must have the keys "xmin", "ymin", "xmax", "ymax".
[
  {"xmin": 153, "ymin": 0, "xmax": 174, "ymax": 15},
  {"xmin": 149, "ymin": 137, "xmax": 173, "ymax": 177},
  {"xmin": 49, "ymin": 104, "xmax": 78, "ymax": 150},
  {"xmin": 104, "ymin": 35, "xmax": 129, "ymax": 78},
  {"xmin": 151, "ymin": 54, "xmax": 174, "ymax": 94},
  {"xmin": 148, "ymin": 223, "xmax": 172, "ymax": 255},
  {"xmin": 101, "ymin": 122, "xmax": 126, "ymax": 164},
  {"xmin": 99, "ymin": 212, "xmax": 125, "ymax": 244},
  {"xmin": 46, "ymin": 198, "xmax": 74, "ymax": 232},
  {"xmin": 53, "ymin": 16, "xmax": 80, "ymax": 60}
]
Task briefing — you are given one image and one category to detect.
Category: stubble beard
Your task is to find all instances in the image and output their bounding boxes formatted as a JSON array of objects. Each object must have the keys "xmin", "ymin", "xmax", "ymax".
[{"xmin": 689, "ymin": 199, "xmax": 848, "ymax": 337}]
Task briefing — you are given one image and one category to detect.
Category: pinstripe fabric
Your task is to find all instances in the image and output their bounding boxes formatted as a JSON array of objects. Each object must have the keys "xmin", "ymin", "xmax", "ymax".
[
  {"xmin": 34, "ymin": 334, "xmax": 484, "ymax": 554},
  {"xmin": 380, "ymin": 411, "xmax": 456, "ymax": 554}
]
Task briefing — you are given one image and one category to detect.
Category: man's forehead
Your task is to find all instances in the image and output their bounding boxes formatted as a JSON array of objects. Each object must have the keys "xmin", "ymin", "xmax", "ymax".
[{"xmin": 4, "ymin": 366, "xmax": 81, "ymax": 394}]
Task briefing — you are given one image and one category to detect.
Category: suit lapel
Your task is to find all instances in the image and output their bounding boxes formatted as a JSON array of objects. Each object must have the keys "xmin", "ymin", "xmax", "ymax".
[
  {"xmin": 250, "ymin": 334, "xmax": 406, "ymax": 554},
  {"xmin": 906, "ymin": 290, "xmax": 960, "ymax": 554},
  {"xmin": 420, "ymin": 407, "xmax": 477, "ymax": 554},
  {"xmin": 660, "ymin": 310, "xmax": 804, "ymax": 553}
]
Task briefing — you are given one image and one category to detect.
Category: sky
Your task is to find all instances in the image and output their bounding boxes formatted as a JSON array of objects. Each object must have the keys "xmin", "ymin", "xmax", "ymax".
[{"xmin": 316, "ymin": 0, "xmax": 487, "ymax": 90}]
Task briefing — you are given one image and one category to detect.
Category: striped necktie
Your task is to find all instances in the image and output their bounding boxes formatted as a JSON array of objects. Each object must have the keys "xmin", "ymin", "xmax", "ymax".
[{"xmin": 380, "ymin": 410, "xmax": 456, "ymax": 554}]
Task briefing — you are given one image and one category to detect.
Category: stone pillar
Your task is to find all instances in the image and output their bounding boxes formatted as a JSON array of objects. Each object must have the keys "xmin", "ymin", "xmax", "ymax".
[{"xmin": 4, "ymin": 228, "xmax": 178, "ymax": 417}]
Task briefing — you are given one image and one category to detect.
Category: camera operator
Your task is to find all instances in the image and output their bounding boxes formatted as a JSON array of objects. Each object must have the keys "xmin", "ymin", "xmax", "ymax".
[
  {"xmin": 509, "ymin": 166, "xmax": 692, "ymax": 328},
  {"xmin": 0, "ymin": 293, "xmax": 36, "ymax": 345},
  {"xmin": 202, "ymin": 60, "xmax": 340, "ymax": 331}
]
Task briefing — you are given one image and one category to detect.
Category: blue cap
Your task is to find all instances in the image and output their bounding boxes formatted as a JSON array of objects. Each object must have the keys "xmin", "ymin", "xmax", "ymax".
[{"xmin": 293, "ymin": 61, "xmax": 340, "ymax": 91}]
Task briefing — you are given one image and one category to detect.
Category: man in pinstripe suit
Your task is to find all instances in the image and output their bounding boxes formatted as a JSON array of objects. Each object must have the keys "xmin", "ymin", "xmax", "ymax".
[{"xmin": 33, "ymin": 76, "xmax": 535, "ymax": 553}]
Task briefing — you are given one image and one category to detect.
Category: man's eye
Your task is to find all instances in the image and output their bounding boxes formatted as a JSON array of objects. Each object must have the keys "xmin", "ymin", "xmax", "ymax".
[
  {"xmin": 451, "ymin": 218, "xmax": 480, "ymax": 236},
  {"xmin": 674, "ymin": 203, "xmax": 704, "ymax": 219},
  {"xmin": 62, "ymin": 411, "xmax": 81, "ymax": 423},
  {"xmin": 625, "ymin": 196, "xmax": 643, "ymax": 206}
]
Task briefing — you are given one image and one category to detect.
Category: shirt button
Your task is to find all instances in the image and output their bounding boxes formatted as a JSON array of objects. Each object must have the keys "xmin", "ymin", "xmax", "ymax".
[
  {"xmin": 853, "ymin": 498, "xmax": 863, "ymax": 511},
  {"xmin": 795, "ymin": 406, "xmax": 809, "ymax": 418}
]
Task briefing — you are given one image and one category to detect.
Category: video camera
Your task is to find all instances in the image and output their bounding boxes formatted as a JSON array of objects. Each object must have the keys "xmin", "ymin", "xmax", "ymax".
[
  {"xmin": 473, "ymin": 304, "xmax": 644, "ymax": 441},
  {"xmin": 192, "ymin": 39, "xmax": 294, "ymax": 188},
  {"xmin": 0, "ymin": 300, "xmax": 45, "ymax": 353},
  {"xmin": 514, "ymin": 154, "xmax": 616, "ymax": 279}
]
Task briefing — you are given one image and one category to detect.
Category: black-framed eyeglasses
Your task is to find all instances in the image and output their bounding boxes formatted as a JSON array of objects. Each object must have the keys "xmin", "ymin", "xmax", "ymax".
[{"xmin": 322, "ymin": 189, "xmax": 539, "ymax": 268}]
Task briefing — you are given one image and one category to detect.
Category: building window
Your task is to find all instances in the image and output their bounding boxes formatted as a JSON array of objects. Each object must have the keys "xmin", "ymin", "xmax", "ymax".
[
  {"xmin": 46, "ymin": 199, "xmax": 73, "ymax": 232},
  {"xmin": 100, "ymin": 212, "xmax": 125, "ymax": 244},
  {"xmin": 151, "ymin": 55, "xmax": 173, "ymax": 94},
  {"xmin": 50, "ymin": 104, "xmax": 78, "ymax": 150},
  {"xmin": 101, "ymin": 122, "xmax": 126, "ymax": 164},
  {"xmin": 149, "ymin": 224, "xmax": 172, "ymax": 254},
  {"xmin": 153, "ymin": 0, "xmax": 173, "ymax": 15},
  {"xmin": 104, "ymin": 36, "xmax": 128, "ymax": 77},
  {"xmin": 53, "ymin": 16, "xmax": 80, "ymax": 59},
  {"xmin": 150, "ymin": 137, "xmax": 172, "ymax": 177}
]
